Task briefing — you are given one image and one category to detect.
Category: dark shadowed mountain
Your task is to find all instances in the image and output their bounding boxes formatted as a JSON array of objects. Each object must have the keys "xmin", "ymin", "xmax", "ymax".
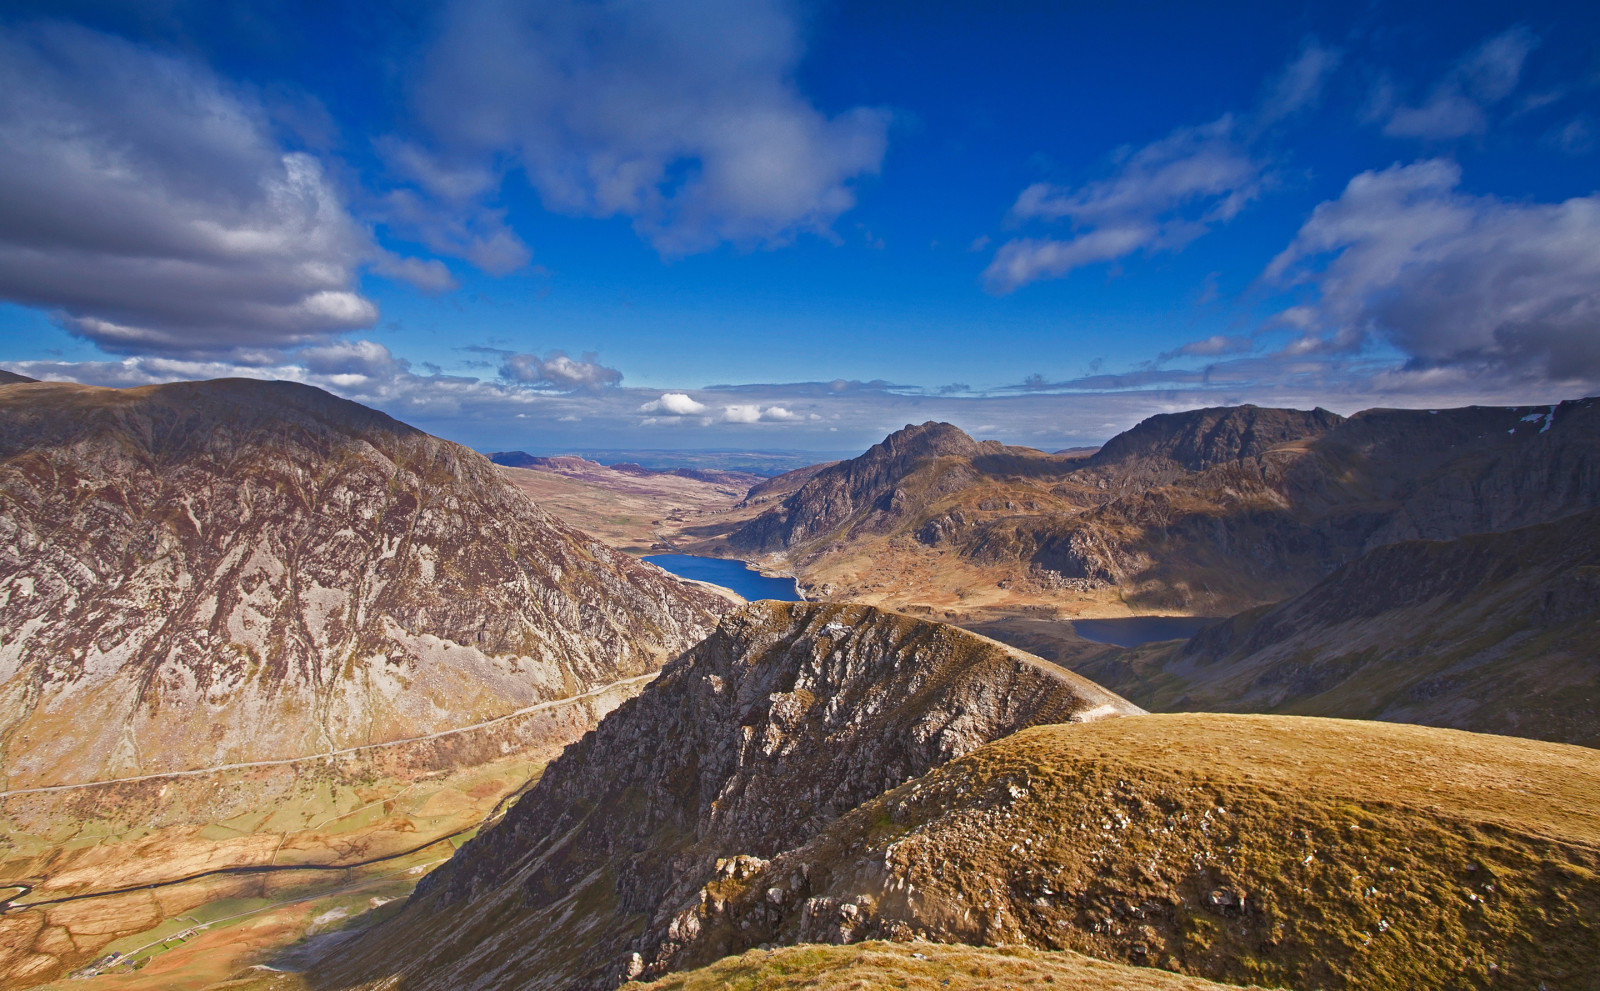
[{"xmin": 1065, "ymin": 505, "xmax": 1600, "ymax": 746}]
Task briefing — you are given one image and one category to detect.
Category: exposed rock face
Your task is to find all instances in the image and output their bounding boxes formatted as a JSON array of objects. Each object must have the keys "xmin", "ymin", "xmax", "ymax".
[
  {"xmin": 1086, "ymin": 404, "xmax": 1344, "ymax": 473},
  {"xmin": 0, "ymin": 378, "xmax": 726, "ymax": 789},
  {"xmin": 720, "ymin": 400, "xmax": 1600, "ymax": 614},
  {"xmin": 655, "ymin": 714, "xmax": 1600, "ymax": 991},
  {"xmin": 732, "ymin": 422, "xmax": 1001, "ymax": 552},
  {"xmin": 1069, "ymin": 505, "xmax": 1600, "ymax": 746},
  {"xmin": 319, "ymin": 602, "xmax": 1141, "ymax": 991}
]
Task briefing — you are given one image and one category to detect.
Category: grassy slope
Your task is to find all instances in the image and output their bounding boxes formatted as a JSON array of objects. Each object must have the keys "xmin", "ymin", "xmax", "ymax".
[
  {"xmin": 626, "ymin": 941, "xmax": 1257, "ymax": 991},
  {"xmin": 689, "ymin": 714, "xmax": 1600, "ymax": 991}
]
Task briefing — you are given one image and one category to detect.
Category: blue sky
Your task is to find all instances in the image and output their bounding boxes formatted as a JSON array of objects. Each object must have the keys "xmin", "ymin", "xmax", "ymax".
[{"xmin": 1, "ymin": 0, "xmax": 1598, "ymax": 453}]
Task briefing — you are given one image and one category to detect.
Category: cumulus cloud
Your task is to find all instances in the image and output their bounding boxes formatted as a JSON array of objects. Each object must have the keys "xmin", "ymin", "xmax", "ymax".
[
  {"xmin": 1374, "ymin": 27, "xmax": 1537, "ymax": 140},
  {"xmin": 1264, "ymin": 158, "xmax": 1600, "ymax": 381},
  {"xmin": 639, "ymin": 392, "xmax": 709, "ymax": 415},
  {"xmin": 403, "ymin": 0, "xmax": 888, "ymax": 257},
  {"xmin": 499, "ymin": 350, "xmax": 622, "ymax": 390},
  {"xmin": 0, "ymin": 22, "xmax": 437, "ymax": 360}
]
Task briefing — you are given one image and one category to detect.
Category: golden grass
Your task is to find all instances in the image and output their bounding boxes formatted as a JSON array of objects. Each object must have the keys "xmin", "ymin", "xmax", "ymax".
[
  {"xmin": 695, "ymin": 714, "xmax": 1600, "ymax": 990},
  {"xmin": 627, "ymin": 941, "xmax": 1256, "ymax": 991}
]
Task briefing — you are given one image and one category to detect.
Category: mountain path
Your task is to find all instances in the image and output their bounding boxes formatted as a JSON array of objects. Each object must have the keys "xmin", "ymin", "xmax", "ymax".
[{"xmin": 0, "ymin": 672, "xmax": 657, "ymax": 798}]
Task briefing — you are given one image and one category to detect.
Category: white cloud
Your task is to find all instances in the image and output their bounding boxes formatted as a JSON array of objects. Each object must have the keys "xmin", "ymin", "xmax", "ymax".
[
  {"xmin": 980, "ymin": 41, "xmax": 1339, "ymax": 295},
  {"xmin": 402, "ymin": 0, "xmax": 889, "ymax": 259},
  {"xmin": 1256, "ymin": 41, "xmax": 1342, "ymax": 128},
  {"xmin": 0, "ymin": 22, "xmax": 436, "ymax": 360},
  {"xmin": 640, "ymin": 392, "xmax": 709, "ymax": 415},
  {"xmin": 1264, "ymin": 158, "xmax": 1600, "ymax": 380},
  {"xmin": 985, "ymin": 116, "xmax": 1264, "ymax": 292},
  {"xmin": 499, "ymin": 350, "xmax": 622, "ymax": 390},
  {"xmin": 1376, "ymin": 27, "xmax": 1537, "ymax": 140},
  {"xmin": 1159, "ymin": 335, "xmax": 1255, "ymax": 362}
]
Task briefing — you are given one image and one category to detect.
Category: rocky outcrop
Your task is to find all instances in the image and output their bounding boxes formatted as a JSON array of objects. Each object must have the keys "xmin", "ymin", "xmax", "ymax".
[
  {"xmin": 650, "ymin": 714, "xmax": 1600, "ymax": 991},
  {"xmin": 318, "ymin": 602, "xmax": 1141, "ymax": 991},
  {"xmin": 0, "ymin": 378, "xmax": 727, "ymax": 789}
]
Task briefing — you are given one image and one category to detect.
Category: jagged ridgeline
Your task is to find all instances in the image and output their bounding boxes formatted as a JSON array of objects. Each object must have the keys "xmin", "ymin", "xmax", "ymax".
[
  {"xmin": 723, "ymin": 400, "xmax": 1600, "ymax": 613},
  {"xmin": 0, "ymin": 378, "xmax": 727, "ymax": 789},
  {"xmin": 314, "ymin": 601, "xmax": 1144, "ymax": 991}
]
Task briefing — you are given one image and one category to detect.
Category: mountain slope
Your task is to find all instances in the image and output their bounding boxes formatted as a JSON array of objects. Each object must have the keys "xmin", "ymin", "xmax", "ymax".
[
  {"xmin": 0, "ymin": 378, "xmax": 727, "ymax": 789},
  {"xmin": 315, "ymin": 602, "xmax": 1141, "ymax": 991},
  {"xmin": 1068, "ymin": 505, "xmax": 1600, "ymax": 746},
  {"xmin": 655, "ymin": 713, "xmax": 1600, "ymax": 991}
]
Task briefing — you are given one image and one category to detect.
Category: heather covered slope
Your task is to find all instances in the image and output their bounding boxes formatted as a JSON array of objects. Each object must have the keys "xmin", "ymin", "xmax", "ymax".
[
  {"xmin": 659, "ymin": 714, "xmax": 1600, "ymax": 991},
  {"xmin": 0, "ymin": 378, "xmax": 727, "ymax": 789},
  {"xmin": 1069, "ymin": 505, "xmax": 1600, "ymax": 746},
  {"xmin": 315, "ymin": 602, "xmax": 1141, "ymax": 991},
  {"xmin": 715, "ymin": 399, "xmax": 1600, "ymax": 617}
]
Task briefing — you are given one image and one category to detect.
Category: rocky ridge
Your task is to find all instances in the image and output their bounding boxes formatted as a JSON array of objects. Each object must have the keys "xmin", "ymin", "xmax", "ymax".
[
  {"xmin": 0, "ymin": 378, "xmax": 726, "ymax": 789},
  {"xmin": 316, "ymin": 601, "xmax": 1142, "ymax": 991},
  {"xmin": 653, "ymin": 714, "xmax": 1600, "ymax": 990}
]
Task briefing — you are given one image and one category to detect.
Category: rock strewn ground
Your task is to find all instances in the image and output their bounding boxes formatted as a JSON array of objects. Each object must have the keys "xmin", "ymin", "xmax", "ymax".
[{"xmin": 670, "ymin": 713, "xmax": 1600, "ymax": 991}]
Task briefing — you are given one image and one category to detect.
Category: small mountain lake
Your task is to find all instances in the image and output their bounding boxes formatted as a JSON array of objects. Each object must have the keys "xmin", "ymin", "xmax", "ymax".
[
  {"xmin": 643, "ymin": 554, "xmax": 803, "ymax": 602},
  {"xmin": 1071, "ymin": 616, "xmax": 1219, "ymax": 647}
]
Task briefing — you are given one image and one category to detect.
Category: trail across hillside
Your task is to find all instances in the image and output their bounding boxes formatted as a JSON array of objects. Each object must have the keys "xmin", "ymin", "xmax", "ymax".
[{"xmin": 0, "ymin": 672, "xmax": 656, "ymax": 799}]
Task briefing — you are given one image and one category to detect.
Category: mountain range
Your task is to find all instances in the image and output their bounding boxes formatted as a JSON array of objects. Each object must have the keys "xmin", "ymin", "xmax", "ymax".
[
  {"xmin": 2, "ymin": 375, "xmax": 1597, "ymax": 991},
  {"xmin": 710, "ymin": 401, "xmax": 1600, "ymax": 618}
]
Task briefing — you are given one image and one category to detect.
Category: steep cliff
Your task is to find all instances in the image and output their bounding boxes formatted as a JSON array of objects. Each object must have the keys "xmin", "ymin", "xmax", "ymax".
[
  {"xmin": 317, "ymin": 601, "xmax": 1141, "ymax": 991},
  {"xmin": 0, "ymin": 378, "xmax": 727, "ymax": 789}
]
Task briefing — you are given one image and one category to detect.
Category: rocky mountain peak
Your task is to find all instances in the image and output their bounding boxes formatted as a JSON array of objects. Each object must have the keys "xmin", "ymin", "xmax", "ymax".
[
  {"xmin": 0, "ymin": 378, "xmax": 727, "ymax": 789},
  {"xmin": 1089, "ymin": 404, "xmax": 1345, "ymax": 472},
  {"xmin": 318, "ymin": 602, "xmax": 1141, "ymax": 991},
  {"xmin": 731, "ymin": 422, "xmax": 996, "ymax": 552},
  {"xmin": 873, "ymin": 420, "xmax": 988, "ymax": 462}
]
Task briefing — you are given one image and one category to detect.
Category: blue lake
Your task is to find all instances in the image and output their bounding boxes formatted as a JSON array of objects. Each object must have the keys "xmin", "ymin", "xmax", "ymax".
[
  {"xmin": 644, "ymin": 554, "xmax": 802, "ymax": 602},
  {"xmin": 1071, "ymin": 616, "xmax": 1219, "ymax": 648}
]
